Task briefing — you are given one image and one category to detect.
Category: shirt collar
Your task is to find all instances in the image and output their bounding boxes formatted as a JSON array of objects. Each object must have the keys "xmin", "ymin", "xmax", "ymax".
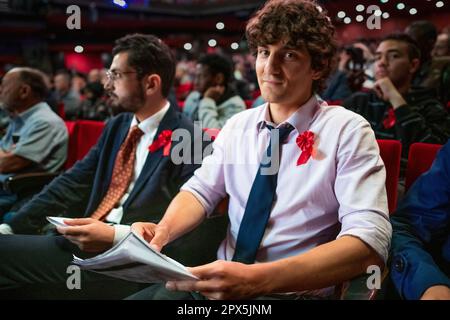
[
  {"xmin": 256, "ymin": 94, "xmax": 321, "ymax": 134},
  {"xmin": 15, "ymin": 102, "xmax": 48, "ymax": 122},
  {"xmin": 130, "ymin": 102, "xmax": 170, "ymax": 135}
]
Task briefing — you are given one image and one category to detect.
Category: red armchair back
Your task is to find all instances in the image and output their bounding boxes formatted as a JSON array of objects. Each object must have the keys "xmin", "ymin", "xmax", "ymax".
[
  {"xmin": 64, "ymin": 120, "xmax": 105, "ymax": 169},
  {"xmin": 405, "ymin": 142, "xmax": 442, "ymax": 191},
  {"xmin": 376, "ymin": 139, "xmax": 402, "ymax": 213}
]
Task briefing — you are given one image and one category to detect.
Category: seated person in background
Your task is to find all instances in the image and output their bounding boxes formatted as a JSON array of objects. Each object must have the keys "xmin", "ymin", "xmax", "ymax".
[
  {"xmin": 405, "ymin": 20, "xmax": 437, "ymax": 88},
  {"xmin": 129, "ymin": 0, "xmax": 391, "ymax": 300},
  {"xmin": 77, "ymin": 81, "xmax": 112, "ymax": 121},
  {"xmin": 390, "ymin": 139, "xmax": 450, "ymax": 300},
  {"xmin": 343, "ymin": 33, "xmax": 450, "ymax": 167},
  {"xmin": 0, "ymin": 67, "xmax": 68, "ymax": 216},
  {"xmin": 321, "ymin": 46, "xmax": 358, "ymax": 102},
  {"xmin": 53, "ymin": 70, "xmax": 81, "ymax": 120},
  {"xmin": 183, "ymin": 53, "xmax": 246, "ymax": 128},
  {"xmin": 432, "ymin": 32, "xmax": 450, "ymax": 58},
  {"xmin": 0, "ymin": 107, "xmax": 10, "ymax": 139},
  {"xmin": 406, "ymin": 21, "xmax": 450, "ymax": 105},
  {"xmin": 0, "ymin": 34, "xmax": 217, "ymax": 299}
]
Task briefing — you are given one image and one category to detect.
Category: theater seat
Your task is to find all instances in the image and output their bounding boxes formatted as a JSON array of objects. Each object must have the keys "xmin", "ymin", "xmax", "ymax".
[
  {"xmin": 64, "ymin": 121, "xmax": 78, "ymax": 169},
  {"xmin": 203, "ymin": 128, "xmax": 220, "ymax": 141},
  {"xmin": 74, "ymin": 120, "xmax": 105, "ymax": 165},
  {"xmin": 376, "ymin": 139, "xmax": 402, "ymax": 214},
  {"xmin": 405, "ymin": 142, "xmax": 442, "ymax": 192}
]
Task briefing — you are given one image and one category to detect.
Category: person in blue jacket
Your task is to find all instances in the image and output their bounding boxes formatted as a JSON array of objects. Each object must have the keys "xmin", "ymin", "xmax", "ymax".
[{"xmin": 390, "ymin": 139, "xmax": 450, "ymax": 300}]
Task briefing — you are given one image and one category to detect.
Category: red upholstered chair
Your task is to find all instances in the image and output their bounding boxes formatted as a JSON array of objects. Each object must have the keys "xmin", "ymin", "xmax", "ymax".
[
  {"xmin": 203, "ymin": 128, "xmax": 220, "ymax": 141},
  {"xmin": 64, "ymin": 120, "xmax": 105, "ymax": 169},
  {"xmin": 74, "ymin": 120, "xmax": 105, "ymax": 163},
  {"xmin": 325, "ymin": 100, "xmax": 343, "ymax": 106},
  {"xmin": 64, "ymin": 121, "xmax": 78, "ymax": 169},
  {"xmin": 376, "ymin": 139, "xmax": 402, "ymax": 214},
  {"xmin": 175, "ymin": 82, "xmax": 194, "ymax": 101},
  {"xmin": 405, "ymin": 142, "xmax": 442, "ymax": 192}
]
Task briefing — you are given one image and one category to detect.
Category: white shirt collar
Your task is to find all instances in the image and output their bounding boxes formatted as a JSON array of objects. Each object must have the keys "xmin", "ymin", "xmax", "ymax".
[{"xmin": 130, "ymin": 102, "xmax": 170, "ymax": 135}]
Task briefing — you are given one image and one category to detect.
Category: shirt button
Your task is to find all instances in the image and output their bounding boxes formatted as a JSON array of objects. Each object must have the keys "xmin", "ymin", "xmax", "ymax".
[{"xmin": 394, "ymin": 257, "xmax": 404, "ymax": 272}]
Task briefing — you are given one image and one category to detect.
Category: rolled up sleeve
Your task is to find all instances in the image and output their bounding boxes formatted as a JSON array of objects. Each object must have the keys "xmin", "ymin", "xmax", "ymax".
[
  {"xmin": 335, "ymin": 119, "xmax": 392, "ymax": 263},
  {"xmin": 181, "ymin": 123, "xmax": 228, "ymax": 217}
]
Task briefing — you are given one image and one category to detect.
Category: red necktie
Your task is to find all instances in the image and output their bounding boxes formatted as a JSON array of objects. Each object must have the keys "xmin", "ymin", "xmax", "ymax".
[{"xmin": 90, "ymin": 125, "xmax": 144, "ymax": 221}]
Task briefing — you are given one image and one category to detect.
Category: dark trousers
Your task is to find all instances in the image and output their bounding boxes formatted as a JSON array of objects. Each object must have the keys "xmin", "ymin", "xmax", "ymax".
[
  {"xmin": 0, "ymin": 234, "xmax": 147, "ymax": 299},
  {"xmin": 127, "ymin": 284, "xmax": 331, "ymax": 300}
]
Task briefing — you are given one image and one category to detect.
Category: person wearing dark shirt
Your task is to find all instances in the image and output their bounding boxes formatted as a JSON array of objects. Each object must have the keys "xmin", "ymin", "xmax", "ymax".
[
  {"xmin": 390, "ymin": 140, "xmax": 450, "ymax": 300},
  {"xmin": 343, "ymin": 33, "xmax": 450, "ymax": 162}
]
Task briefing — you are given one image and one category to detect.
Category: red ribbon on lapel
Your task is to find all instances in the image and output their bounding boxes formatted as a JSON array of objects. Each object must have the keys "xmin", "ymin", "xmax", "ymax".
[
  {"xmin": 383, "ymin": 107, "xmax": 396, "ymax": 129},
  {"xmin": 296, "ymin": 131, "xmax": 315, "ymax": 166},
  {"xmin": 149, "ymin": 130, "xmax": 173, "ymax": 156}
]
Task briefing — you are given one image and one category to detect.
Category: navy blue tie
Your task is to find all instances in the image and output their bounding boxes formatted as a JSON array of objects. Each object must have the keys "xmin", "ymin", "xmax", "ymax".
[{"xmin": 232, "ymin": 124, "xmax": 294, "ymax": 264}]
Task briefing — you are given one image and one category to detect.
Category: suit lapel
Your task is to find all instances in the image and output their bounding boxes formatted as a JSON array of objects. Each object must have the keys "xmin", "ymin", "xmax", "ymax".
[{"xmin": 124, "ymin": 106, "xmax": 180, "ymax": 206}]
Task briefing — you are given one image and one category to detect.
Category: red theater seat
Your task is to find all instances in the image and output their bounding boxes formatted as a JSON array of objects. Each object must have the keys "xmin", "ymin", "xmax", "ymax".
[
  {"xmin": 64, "ymin": 120, "xmax": 105, "ymax": 169},
  {"xmin": 203, "ymin": 128, "xmax": 220, "ymax": 140},
  {"xmin": 376, "ymin": 139, "xmax": 402, "ymax": 214},
  {"xmin": 244, "ymin": 100, "xmax": 253, "ymax": 109},
  {"xmin": 175, "ymin": 82, "xmax": 194, "ymax": 101},
  {"xmin": 405, "ymin": 142, "xmax": 442, "ymax": 191}
]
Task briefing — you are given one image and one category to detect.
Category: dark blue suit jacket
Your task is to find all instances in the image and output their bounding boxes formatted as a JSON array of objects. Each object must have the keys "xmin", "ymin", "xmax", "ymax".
[
  {"xmin": 9, "ymin": 106, "xmax": 203, "ymax": 233},
  {"xmin": 391, "ymin": 139, "xmax": 450, "ymax": 299}
]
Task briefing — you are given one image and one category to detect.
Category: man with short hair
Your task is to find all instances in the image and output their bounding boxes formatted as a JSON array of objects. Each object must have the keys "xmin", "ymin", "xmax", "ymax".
[
  {"xmin": 343, "ymin": 33, "xmax": 450, "ymax": 163},
  {"xmin": 53, "ymin": 70, "xmax": 81, "ymax": 120},
  {"xmin": 183, "ymin": 53, "xmax": 246, "ymax": 128},
  {"xmin": 0, "ymin": 34, "xmax": 217, "ymax": 299},
  {"xmin": 129, "ymin": 0, "xmax": 391, "ymax": 300},
  {"xmin": 0, "ymin": 67, "xmax": 68, "ymax": 216},
  {"xmin": 433, "ymin": 32, "xmax": 450, "ymax": 57}
]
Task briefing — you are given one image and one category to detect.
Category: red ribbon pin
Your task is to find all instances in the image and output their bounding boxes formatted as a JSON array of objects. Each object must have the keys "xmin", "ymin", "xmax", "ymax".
[
  {"xmin": 149, "ymin": 130, "xmax": 173, "ymax": 156},
  {"xmin": 296, "ymin": 131, "xmax": 315, "ymax": 166}
]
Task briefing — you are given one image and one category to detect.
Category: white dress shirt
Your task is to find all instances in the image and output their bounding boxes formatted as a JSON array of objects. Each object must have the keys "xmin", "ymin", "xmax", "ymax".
[
  {"xmin": 182, "ymin": 95, "xmax": 392, "ymax": 266},
  {"xmin": 108, "ymin": 103, "xmax": 170, "ymax": 244}
]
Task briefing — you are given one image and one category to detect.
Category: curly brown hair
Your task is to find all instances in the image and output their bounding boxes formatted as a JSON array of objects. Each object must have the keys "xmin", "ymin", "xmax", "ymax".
[{"xmin": 246, "ymin": 0, "xmax": 337, "ymax": 92}]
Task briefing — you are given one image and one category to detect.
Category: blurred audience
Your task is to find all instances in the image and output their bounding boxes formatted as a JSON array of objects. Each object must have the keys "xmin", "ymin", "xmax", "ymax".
[
  {"xmin": 183, "ymin": 53, "xmax": 245, "ymax": 128},
  {"xmin": 53, "ymin": 70, "xmax": 81, "ymax": 120},
  {"xmin": 77, "ymin": 81, "xmax": 112, "ymax": 121},
  {"xmin": 405, "ymin": 20, "xmax": 438, "ymax": 88},
  {"xmin": 433, "ymin": 32, "xmax": 450, "ymax": 57},
  {"xmin": 343, "ymin": 33, "xmax": 450, "ymax": 166}
]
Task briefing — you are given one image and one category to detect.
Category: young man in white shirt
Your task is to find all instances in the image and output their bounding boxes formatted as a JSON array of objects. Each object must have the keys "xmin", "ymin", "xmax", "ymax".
[{"xmin": 131, "ymin": 0, "xmax": 392, "ymax": 300}]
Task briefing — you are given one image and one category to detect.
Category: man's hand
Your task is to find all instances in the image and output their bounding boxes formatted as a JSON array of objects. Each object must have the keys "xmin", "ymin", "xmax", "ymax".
[
  {"xmin": 56, "ymin": 218, "xmax": 115, "ymax": 253},
  {"xmin": 131, "ymin": 222, "xmax": 170, "ymax": 252},
  {"xmin": 203, "ymin": 85, "xmax": 225, "ymax": 102},
  {"xmin": 373, "ymin": 77, "xmax": 407, "ymax": 109},
  {"xmin": 166, "ymin": 260, "xmax": 264, "ymax": 300},
  {"xmin": 421, "ymin": 285, "xmax": 450, "ymax": 300}
]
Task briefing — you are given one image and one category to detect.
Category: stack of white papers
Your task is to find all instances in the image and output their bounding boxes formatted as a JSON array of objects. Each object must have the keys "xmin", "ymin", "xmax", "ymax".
[
  {"xmin": 46, "ymin": 216, "xmax": 73, "ymax": 227},
  {"xmin": 71, "ymin": 230, "xmax": 198, "ymax": 283}
]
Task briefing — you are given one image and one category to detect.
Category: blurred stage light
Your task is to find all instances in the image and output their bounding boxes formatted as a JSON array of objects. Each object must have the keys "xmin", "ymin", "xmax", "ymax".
[
  {"xmin": 74, "ymin": 45, "xmax": 84, "ymax": 53},
  {"xmin": 113, "ymin": 0, "xmax": 128, "ymax": 8}
]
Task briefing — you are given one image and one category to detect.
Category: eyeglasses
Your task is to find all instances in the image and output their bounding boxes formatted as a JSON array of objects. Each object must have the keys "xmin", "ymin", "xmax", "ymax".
[{"xmin": 106, "ymin": 69, "xmax": 138, "ymax": 82}]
